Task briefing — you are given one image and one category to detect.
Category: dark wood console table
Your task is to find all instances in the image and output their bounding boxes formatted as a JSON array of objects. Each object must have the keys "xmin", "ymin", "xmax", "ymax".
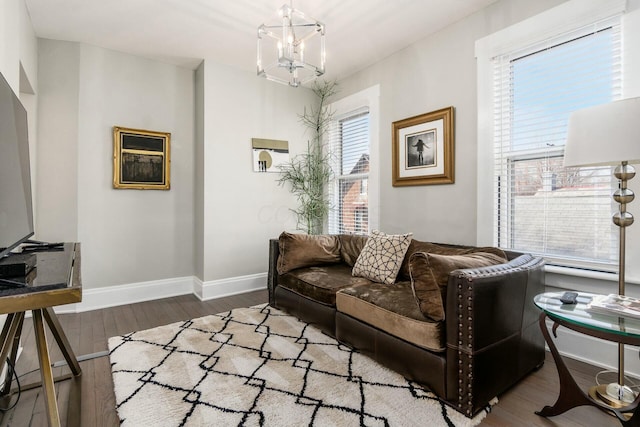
[
  {"xmin": 0, "ymin": 243, "xmax": 82, "ymax": 427},
  {"xmin": 534, "ymin": 291, "xmax": 640, "ymax": 426}
]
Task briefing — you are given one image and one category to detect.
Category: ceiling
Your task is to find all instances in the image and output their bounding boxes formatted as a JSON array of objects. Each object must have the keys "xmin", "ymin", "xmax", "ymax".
[{"xmin": 25, "ymin": 0, "xmax": 497, "ymax": 82}]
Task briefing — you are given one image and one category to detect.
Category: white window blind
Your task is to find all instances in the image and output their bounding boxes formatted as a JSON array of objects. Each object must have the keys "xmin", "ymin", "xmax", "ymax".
[
  {"xmin": 328, "ymin": 111, "xmax": 370, "ymax": 235},
  {"xmin": 492, "ymin": 17, "xmax": 622, "ymax": 270}
]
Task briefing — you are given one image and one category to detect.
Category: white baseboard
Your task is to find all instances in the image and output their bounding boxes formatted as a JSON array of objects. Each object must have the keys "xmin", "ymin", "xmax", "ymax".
[
  {"xmin": 56, "ymin": 276, "xmax": 194, "ymax": 313},
  {"xmin": 194, "ymin": 273, "xmax": 267, "ymax": 301},
  {"xmin": 53, "ymin": 273, "xmax": 268, "ymax": 313}
]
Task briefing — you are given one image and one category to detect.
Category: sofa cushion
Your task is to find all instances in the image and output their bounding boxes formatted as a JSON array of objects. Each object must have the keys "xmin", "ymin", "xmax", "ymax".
[
  {"xmin": 336, "ymin": 281, "xmax": 445, "ymax": 352},
  {"xmin": 279, "ymin": 264, "xmax": 375, "ymax": 306},
  {"xmin": 277, "ymin": 232, "xmax": 341, "ymax": 274},
  {"xmin": 399, "ymin": 241, "xmax": 507, "ymax": 280},
  {"xmin": 409, "ymin": 251, "xmax": 507, "ymax": 321},
  {"xmin": 352, "ymin": 230, "xmax": 413, "ymax": 285},
  {"xmin": 338, "ymin": 234, "xmax": 368, "ymax": 267}
]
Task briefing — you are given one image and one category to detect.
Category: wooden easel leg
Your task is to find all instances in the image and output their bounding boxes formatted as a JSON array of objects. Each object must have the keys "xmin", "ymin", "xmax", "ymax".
[
  {"xmin": 43, "ymin": 307, "xmax": 81, "ymax": 376},
  {"xmin": 67, "ymin": 374, "xmax": 82, "ymax": 427},
  {"xmin": 43, "ymin": 307, "xmax": 82, "ymax": 426},
  {"xmin": 33, "ymin": 309, "xmax": 61, "ymax": 427}
]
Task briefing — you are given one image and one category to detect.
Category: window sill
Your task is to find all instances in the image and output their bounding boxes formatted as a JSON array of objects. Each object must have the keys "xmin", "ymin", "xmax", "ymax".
[
  {"xmin": 544, "ymin": 264, "xmax": 640, "ymax": 295},
  {"xmin": 545, "ymin": 264, "xmax": 617, "ymax": 281}
]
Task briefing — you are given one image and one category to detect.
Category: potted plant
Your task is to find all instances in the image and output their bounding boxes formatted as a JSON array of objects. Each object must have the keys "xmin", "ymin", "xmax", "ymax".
[{"xmin": 278, "ymin": 80, "xmax": 338, "ymax": 235}]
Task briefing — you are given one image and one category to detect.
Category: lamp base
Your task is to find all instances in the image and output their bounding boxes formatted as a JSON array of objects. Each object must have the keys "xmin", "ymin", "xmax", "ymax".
[{"xmin": 591, "ymin": 383, "xmax": 637, "ymax": 408}]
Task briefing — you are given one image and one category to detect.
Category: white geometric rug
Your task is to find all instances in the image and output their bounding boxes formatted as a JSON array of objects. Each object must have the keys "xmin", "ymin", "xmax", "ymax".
[{"xmin": 109, "ymin": 304, "xmax": 493, "ymax": 426}]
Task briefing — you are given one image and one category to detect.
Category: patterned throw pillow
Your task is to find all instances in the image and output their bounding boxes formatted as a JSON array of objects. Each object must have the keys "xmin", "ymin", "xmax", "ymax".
[{"xmin": 352, "ymin": 230, "xmax": 413, "ymax": 285}]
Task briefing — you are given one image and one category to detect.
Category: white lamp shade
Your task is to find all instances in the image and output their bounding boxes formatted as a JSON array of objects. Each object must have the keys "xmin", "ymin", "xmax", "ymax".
[{"xmin": 564, "ymin": 97, "xmax": 640, "ymax": 167}]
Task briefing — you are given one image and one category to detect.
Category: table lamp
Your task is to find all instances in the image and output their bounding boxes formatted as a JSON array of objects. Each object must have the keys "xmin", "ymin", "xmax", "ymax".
[{"xmin": 565, "ymin": 96, "xmax": 640, "ymax": 407}]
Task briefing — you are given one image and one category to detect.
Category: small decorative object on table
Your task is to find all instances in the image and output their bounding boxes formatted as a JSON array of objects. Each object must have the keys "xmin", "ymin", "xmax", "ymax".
[{"xmin": 587, "ymin": 294, "xmax": 640, "ymax": 320}]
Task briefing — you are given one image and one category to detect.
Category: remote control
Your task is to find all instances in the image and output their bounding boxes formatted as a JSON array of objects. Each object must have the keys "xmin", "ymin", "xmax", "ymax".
[{"xmin": 560, "ymin": 291, "xmax": 579, "ymax": 304}]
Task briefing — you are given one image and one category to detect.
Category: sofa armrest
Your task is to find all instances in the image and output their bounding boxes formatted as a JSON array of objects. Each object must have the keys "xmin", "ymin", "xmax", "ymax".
[
  {"xmin": 268, "ymin": 238, "xmax": 280, "ymax": 306},
  {"xmin": 444, "ymin": 253, "xmax": 545, "ymax": 416}
]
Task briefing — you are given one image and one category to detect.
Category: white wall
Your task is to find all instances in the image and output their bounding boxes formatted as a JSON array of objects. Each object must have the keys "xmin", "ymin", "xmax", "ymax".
[
  {"xmin": 200, "ymin": 61, "xmax": 314, "ymax": 283},
  {"xmin": 0, "ymin": 0, "xmax": 36, "ymax": 89},
  {"xmin": 37, "ymin": 40, "xmax": 195, "ymax": 290},
  {"xmin": 17, "ymin": 0, "xmax": 36, "ymax": 92},
  {"xmin": 195, "ymin": 63, "xmax": 205, "ymax": 280},
  {"xmin": 0, "ymin": 0, "xmax": 21, "ymax": 90},
  {"xmin": 34, "ymin": 37, "xmax": 313, "ymax": 305},
  {"xmin": 78, "ymin": 45, "xmax": 195, "ymax": 288},
  {"xmin": 335, "ymin": 0, "xmax": 567, "ymax": 244},
  {"xmin": 36, "ymin": 40, "xmax": 80, "ymax": 242},
  {"xmin": 36, "ymin": 39, "xmax": 313, "ymax": 304}
]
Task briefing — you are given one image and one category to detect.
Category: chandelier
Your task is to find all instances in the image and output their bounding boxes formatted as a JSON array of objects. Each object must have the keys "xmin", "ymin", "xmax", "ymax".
[{"xmin": 257, "ymin": 1, "xmax": 325, "ymax": 87}]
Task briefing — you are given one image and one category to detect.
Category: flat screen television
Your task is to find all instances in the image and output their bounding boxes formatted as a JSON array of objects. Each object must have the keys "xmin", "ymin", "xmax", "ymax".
[{"xmin": 0, "ymin": 71, "xmax": 34, "ymax": 259}]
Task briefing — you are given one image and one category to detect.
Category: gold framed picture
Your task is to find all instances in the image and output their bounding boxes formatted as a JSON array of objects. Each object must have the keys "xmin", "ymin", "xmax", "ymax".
[
  {"xmin": 392, "ymin": 107, "xmax": 454, "ymax": 186},
  {"xmin": 251, "ymin": 138, "xmax": 289, "ymax": 172},
  {"xmin": 113, "ymin": 126, "xmax": 171, "ymax": 190}
]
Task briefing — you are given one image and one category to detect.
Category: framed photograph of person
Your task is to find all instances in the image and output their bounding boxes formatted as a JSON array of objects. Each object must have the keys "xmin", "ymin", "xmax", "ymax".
[
  {"xmin": 113, "ymin": 126, "xmax": 171, "ymax": 190},
  {"xmin": 392, "ymin": 107, "xmax": 454, "ymax": 186}
]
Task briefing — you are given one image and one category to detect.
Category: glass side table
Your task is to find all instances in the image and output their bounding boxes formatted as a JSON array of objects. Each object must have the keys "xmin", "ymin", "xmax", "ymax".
[{"xmin": 534, "ymin": 292, "xmax": 640, "ymax": 426}]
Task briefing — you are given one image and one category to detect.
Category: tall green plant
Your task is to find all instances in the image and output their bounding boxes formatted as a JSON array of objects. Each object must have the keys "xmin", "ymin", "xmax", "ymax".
[{"xmin": 278, "ymin": 81, "xmax": 338, "ymax": 234}]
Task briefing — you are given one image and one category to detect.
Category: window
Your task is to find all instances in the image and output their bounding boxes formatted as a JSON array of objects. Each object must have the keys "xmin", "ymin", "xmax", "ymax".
[
  {"xmin": 491, "ymin": 17, "xmax": 622, "ymax": 270},
  {"xmin": 328, "ymin": 111, "xmax": 370, "ymax": 235}
]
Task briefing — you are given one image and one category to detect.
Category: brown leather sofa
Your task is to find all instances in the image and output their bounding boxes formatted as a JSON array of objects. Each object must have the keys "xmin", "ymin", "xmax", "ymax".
[{"xmin": 267, "ymin": 234, "xmax": 546, "ymax": 417}]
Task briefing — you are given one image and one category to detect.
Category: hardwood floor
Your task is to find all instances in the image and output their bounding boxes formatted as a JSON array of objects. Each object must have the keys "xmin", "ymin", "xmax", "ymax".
[{"xmin": 0, "ymin": 289, "xmax": 620, "ymax": 426}]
